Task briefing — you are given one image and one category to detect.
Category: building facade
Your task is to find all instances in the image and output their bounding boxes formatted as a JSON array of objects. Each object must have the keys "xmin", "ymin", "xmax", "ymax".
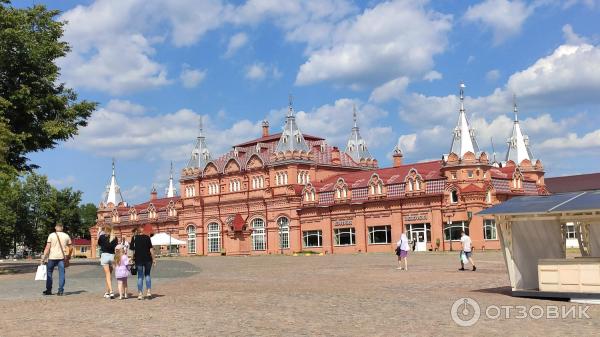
[{"xmin": 91, "ymin": 87, "xmax": 547, "ymax": 257}]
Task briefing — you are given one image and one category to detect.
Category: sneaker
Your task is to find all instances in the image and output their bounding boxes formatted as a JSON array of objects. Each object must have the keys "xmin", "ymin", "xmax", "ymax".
[
  {"xmin": 124, "ymin": 293, "xmax": 129, "ymax": 299},
  {"xmin": 119, "ymin": 295, "xmax": 124, "ymax": 300},
  {"xmin": 396, "ymin": 267, "xmax": 402, "ymax": 270},
  {"xmin": 137, "ymin": 293, "xmax": 144, "ymax": 300},
  {"xmin": 42, "ymin": 290, "xmax": 52, "ymax": 296},
  {"xmin": 472, "ymin": 266, "xmax": 477, "ymax": 271},
  {"xmin": 458, "ymin": 268, "xmax": 466, "ymax": 271},
  {"xmin": 145, "ymin": 291, "xmax": 152, "ymax": 299},
  {"xmin": 103, "ymin": 293, "xmax": 110, "ymax": 299},
  {"xmin": 57, "ymin": 291, "xmax": 64, "ymax": 296},
  {"xmin": 109, "ymin": 293, "xmax": 115, "ymax": 299}
]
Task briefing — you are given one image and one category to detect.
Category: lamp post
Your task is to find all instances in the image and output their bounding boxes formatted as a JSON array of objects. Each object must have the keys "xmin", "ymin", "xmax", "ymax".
[{"xmin": 445, "ymin": 213, "xmax": 454, "ymax": 252}]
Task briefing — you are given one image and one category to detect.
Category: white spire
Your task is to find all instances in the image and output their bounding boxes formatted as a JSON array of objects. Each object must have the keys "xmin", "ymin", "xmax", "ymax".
[
  {"xmin": 187, "ymin": 115, "xmax": 212, "ymax": 169},
  {"xmin": 449, "ymin": 82, "xmax": 480, "ymax": 158},
  {"xmin": 166, "ymin": 161, "xmax": 176, "ymax": 197},
  {"xmin": 344, "ymin": 104, "xmax": 373, "ymax": 162},
  {"xmin": 505, "ymin": 96, "xmax": 534, "ymax": 164},
  {"xmin": 275, "ymin": 94, "xmax": 310, "ymax": 153},
  {"xmin": 104, "ymin": 159, "xmax": 124, "ymax": 206}
]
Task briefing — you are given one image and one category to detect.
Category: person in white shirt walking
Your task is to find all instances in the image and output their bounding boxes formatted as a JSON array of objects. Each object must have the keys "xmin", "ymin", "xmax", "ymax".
[
  {"xmin": 395, "ymin": 231, "xmax": 410, "ymax": 270},
  {"xmin": 459, "ymin": 231, "xmax": 476, "ymax": 271}
]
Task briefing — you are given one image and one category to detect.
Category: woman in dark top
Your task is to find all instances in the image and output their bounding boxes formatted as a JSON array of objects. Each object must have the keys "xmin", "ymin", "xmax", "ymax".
[
  {"xmin": 130, "ymin": 226, "xmax": 156, "ymax": 300},
  {"xmin": 98, "ymin": 225, "xmax": 118, "ymax": 299}
]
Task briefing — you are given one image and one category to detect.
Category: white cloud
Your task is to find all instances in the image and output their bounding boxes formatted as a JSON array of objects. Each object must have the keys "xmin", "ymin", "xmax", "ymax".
[
  {"xmin": 246, "ymin": 63, "xmax": 267, "ymax": 80},
  {"xmin": 398, "ymin": 134, "xmax": 417, "ymax": 153},
  {"xmin": 245, "ymin": 63, "xmax": 282, "ymax": 81},
  {"xmin": 225, "ymin": 32, "xmax": 249, "ymax": 57},
  {"xmin": 506, "ymin": 44, "xmax": 600, "ymax": 106},
  {"xmin": 48, "ymin": 175, "xmax": 77, "ymax": 188},
  {"xmin": 66, "ymin": 100, "xmax": 261, "ymax": 161},
  {"xmin": 485, "ymin": 69, "xmax": 501, "ymax": 82},
  {"xmin": 293, "ymin": 98, "xmax": 390, "ymax": 149},
  {"xmin": 562, "ymin": 0, "xmax": 598, "ymax": 9},
  {"xmin": 180, "ymin": 65, "xmax": 207, "ymax": 88},
  {"xmin": 122, "ymin": 185, "xmax": 149, "ymax": 202},
  {"xmin": 423, "ymin": 71, "xmax": 443, "ymax": 82},
  {"xmin": 295, "ymin": 0, "xmax": 452, "ymax": 87},
  {"xmin": 369, "ymin": 77, "xmax": 409, "ymax": 103},
  {"xmin": 562, "ymin": 24, "xmax": 589, "ymax": 45},
  {"xmin": 538, "ymin": 129, "xmax": 600, "ymax": 150},
  {"xmin": 464, "ymin": 0, "xmax": 533, "ymax": 45}
]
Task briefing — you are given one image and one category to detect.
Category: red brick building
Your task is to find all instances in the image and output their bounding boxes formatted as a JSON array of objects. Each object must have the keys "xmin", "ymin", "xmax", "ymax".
[{"xmin": 91, "ymin": 87, "xmax": 547, "ymax": 256}]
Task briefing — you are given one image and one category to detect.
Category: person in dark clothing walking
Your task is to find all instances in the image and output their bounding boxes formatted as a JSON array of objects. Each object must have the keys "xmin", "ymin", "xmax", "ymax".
[
  {"xmin": 130, "ymin": 226, "xmax": 156, "ymax": 300},
  {"xmin": 98, "ymin": 225, "xmax": 118, "ymax": 299}
]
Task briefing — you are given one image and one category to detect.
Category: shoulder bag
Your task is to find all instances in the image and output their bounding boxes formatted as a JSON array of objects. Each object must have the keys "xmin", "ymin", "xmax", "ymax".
[{"xmin": 55, "ymin": 232, "xmax": 70, "ymax": 268}]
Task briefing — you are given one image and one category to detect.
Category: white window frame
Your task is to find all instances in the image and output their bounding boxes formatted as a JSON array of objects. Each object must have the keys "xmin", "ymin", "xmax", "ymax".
[
  {"xmin": 277, "ymin": 217, "xmax": 290, "ymax": 249},
  {"xmin": 207, "ymin": 222, "xmax": 221, "ymax": 253},
  {"xmin": 368, "ymin": 225, "xmax": 392, "ymax": 244},
  {"xmin": 303, "ymin": 230, "xmax": 322, "ymax": 247},
  {"xmin": 187, "ymin": 225, "xmax": 197, "ymax": 254},
  {"xmin": 483, "ymin": 219, "xmax": 497, "ymax": 240},
  {"xmin": 334, "ymin": 228, "xmax": 356, "ymax": 246},
  {"xmin": 251, "ymin": 218, "xmax": 266, "ymax": 251}
]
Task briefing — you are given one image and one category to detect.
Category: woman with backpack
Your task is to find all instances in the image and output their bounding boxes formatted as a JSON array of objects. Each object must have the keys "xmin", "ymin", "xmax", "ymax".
[
  {"xmin": 98, "ymin": 225, "xmax": 118, "ymax": 299},
  {"xmin": 395, "ymin": 230, "xmax": 410, "ymax": 271}
]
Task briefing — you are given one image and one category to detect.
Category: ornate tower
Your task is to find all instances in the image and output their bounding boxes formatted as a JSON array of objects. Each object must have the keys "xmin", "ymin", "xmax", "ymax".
[
  {"xmin": 166, "ymin": 161, "xmax": 176, "ymax": 197},
  {"xmin": 187, "ymin": 115, "xmax": 212, "ymax": 170},
  {"xmin": 275, "ymin": 95, "xmax": 310, "ymax": 153},
  {"xmin": 449, "ymin": 82, "xmax": 480, "ymax": 158},
  {"xmin": 344, "ymin": 105, "xmax": 373, "ymax": 164},
  {"xmin": 505, "ymin": 97, "xmax": 534, "ymax": 165},
  {"xmin": 103, "ymin": 159, "xmax": 124, "ymax": 207}
]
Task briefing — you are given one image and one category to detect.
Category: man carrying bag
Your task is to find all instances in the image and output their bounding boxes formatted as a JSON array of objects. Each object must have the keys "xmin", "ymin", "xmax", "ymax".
[{"xmin": 40, "ymin": 223, "xmax": 73, "ymax": 296}]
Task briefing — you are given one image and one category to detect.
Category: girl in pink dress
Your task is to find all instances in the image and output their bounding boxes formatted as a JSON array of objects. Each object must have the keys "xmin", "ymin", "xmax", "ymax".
[{"xmin": 113, "ymin": 245, "xmax": 130, "ymax": 299}]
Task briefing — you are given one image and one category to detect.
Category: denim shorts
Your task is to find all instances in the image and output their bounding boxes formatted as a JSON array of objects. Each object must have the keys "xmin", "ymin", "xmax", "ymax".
[
  {"xmin": 100, "ymin": 253, "xmax": 114, "ymax": 266},
  {"xmin": 464, "ymin": 251, "xmax": 473, "ymax": 258}
]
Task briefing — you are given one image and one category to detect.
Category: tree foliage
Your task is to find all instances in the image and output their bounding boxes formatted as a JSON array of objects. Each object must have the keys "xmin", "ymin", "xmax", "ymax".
[
  {"xmin": 0, "ymin": 171, "xmax": 97, "ymax": 257},
  {"xmin": 0, "ymin": 1, "xmax": 96, "ymax": 171}
]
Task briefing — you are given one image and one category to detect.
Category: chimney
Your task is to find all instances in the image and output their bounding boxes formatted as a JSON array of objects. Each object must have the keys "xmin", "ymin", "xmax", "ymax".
[
  {"xmin": 393, "ymin": 152, "xmax": 403, "ymax": 167},
  {"xmin": 262, "ymin": 120, "xmax": 269, "ymax": 137},
  {"xmin": 150, "ymin": 186, "xmax": 157, "ymax": 200},
  {"xmin": 331, "ymin": 146, "xmax": 341, "ymax": 165},
  {"xmin": 392, "ymin": 145, "xmax": 403, "ymax": 167}
]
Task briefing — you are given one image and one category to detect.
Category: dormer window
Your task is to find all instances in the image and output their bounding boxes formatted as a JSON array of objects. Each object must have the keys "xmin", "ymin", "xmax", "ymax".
[
  {"xmin": 112, "ymin": 210, "xmax": 120, "ymax": 223},
  {"xmin": 451, "ymin": 172, "xmax": 457, "ymax": 180},
  {"xmin": 467, "ymin": 170, "xmax": 474, "ymax": 178},
  {"xmin": 450, "ymin": 190, "xmax": 459, "ymax": 204},
  {"xmin": 369, "ymin": 175, "xmax": 384, "ymax": 196},
  {"xmin": 512, "ymin": 172, "xmax": 523, "ymax": 189},
  {"xmin": 168, "ymin": 207, "xmax": 177, "ymax": 217},
  {"xmin": 486, "ymin": 190, "xmax": 492, "ymax": 204}
]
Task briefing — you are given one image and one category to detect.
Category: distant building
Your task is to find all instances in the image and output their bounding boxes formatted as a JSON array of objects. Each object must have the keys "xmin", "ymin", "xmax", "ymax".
[
  {"xmin": 91, "ymin": 85, "xmax": 547, "ymax": 256},
  {"xmin": 72, "ymin": 238, "xmax": 91, "ymax": 258}
]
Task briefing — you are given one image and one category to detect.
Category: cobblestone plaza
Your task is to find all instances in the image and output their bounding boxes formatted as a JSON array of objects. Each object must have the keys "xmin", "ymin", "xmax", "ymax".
[{"xmin": 1, "ymin": 252, "xmax": 598, "ymax": 336}]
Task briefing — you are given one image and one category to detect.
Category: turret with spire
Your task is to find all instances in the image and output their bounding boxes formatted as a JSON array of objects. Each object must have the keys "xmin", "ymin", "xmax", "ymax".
[
  {"xmin": 187, "ymin": 115, "xmax": 212, "ymax": 169},
  {"xmin": 103, "ymin": 159, "xmax": 124, "ymax": 207},
  {"xmin": 166, "ymin": 161, "xmax": 176, "ymax": 197},
  {"xmin": 275, "ymin": 94, "xmax": 310, "ymax": 153},
  {"xmin": 505, "ymin": 95, "xmax": 534, "ymax": 165},
  {"xmin": 449, "ymin": 82, "xmax": 480, "ymax": 158},
  {"xmin": 344, "ymin": 105, "xmax": 373, "ymax": 163}
]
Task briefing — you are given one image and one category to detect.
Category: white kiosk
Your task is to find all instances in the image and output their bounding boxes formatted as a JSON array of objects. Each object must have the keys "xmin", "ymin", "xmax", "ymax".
[{"xmin": 479, "ymin": 190, "xmax": 600, "ymax": 300}]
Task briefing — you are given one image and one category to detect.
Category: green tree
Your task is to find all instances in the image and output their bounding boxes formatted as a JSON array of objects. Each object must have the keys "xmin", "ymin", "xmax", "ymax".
[
  {"xmin": 77, "ymin": 203, "xmax": 97, "ymax": 239},
  {"xmin": 0, "ymin": 169, "xmax": 19, "ymax": 256},
  {"xmin": 0, "ymin": 1, "xmax": 96, "ymax": 172},
  {"xmin": 16, "ymin": 172, "xmax": 53, "ymax": 252},
  {"xmin": 46, "ymin": 187, "xmax": 82, "ymax": 237}
]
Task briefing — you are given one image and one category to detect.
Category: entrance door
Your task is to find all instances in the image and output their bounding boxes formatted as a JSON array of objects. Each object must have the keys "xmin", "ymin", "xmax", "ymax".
[{"xmin": 415, "ymin": 230, "xmax": 427, "ymax": 251}]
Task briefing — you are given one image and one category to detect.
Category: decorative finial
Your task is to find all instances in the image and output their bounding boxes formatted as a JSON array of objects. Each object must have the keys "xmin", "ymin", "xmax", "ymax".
[
  {"xmin": 111, "ymin": 158, "xmax": 115, "ymax": 174},
  {"xmin": 353, "ymin": 104, "xmax": 358, "ymax": 128},
  {"xmin": 459, "ymin": 81, "xmax": 466, "ymax": 112},
  {"xmin": 491, "ymin": 137, "xmax": 497, "ymax": 162},
  {"xmin": 288, "ymin": 93, "xmax": 294, "ymax": 117},
  {"xmin": 198, "ymin": 115, "xmax": 204, "ymax": 137},
  {"xmin": 170, "ymin": 161, "xmax": 173, "ymax": 177},
  {"xmin": 513, "ymin": 94, "xmax": 518, "ymax": 122}
]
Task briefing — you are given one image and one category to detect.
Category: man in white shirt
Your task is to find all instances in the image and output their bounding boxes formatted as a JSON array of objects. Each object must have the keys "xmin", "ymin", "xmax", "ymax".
[
  {"xmin": 459, "ymin": 230, "xmax": 476, "ymax": 271},
  {"xmin": 41, "ymin": 223, "xmax": 73, "ymax": 295}
]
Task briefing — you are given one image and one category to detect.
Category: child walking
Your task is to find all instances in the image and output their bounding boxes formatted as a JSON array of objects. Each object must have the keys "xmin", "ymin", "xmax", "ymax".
[{"xmin": 113, "ymin": 244, "xmax": 130, "ymax": 299}]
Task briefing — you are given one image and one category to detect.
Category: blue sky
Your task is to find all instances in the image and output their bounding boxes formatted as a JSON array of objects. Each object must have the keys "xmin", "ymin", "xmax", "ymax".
[{"xmin": 21, "ymin": 0, "xmax": 600, "ymax": 205}]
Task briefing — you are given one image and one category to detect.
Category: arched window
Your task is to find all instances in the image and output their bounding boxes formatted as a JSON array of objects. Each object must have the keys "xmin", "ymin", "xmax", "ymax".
[
  {"xmin": 415, "ymin": 179, "xmax": 421, "ymax": 191},
  {"xmin": 207, "ymin": 223, "xmax": 221, "ymax": 253},
  {"xmin": 486, "ymin": 190, "xmax": 492, "ymax": 204},
  {"xmin": 376, "ymin": 183, "xmax": 383, "ymax": 195},
  {"xmin": 283, "ymin": 172, "xmax": 288, "ymax": 184},
  {"xmin": 168, "ymin": 207, "xmax": 177, "ymax": 217},
  {"xmin": 310, "ymin": 191, "xmax": 315, "ymax": 201},
  {"xmin": 187, "ymin": 225, "xmax": 196, "ymax": 254},
  {"xmin": 251, "ymin": 218, "xmax": 266, "ymax": 251},
  {"xmin": 277, "ymin": 217, "xmax": 290, "ymax": 249}
]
